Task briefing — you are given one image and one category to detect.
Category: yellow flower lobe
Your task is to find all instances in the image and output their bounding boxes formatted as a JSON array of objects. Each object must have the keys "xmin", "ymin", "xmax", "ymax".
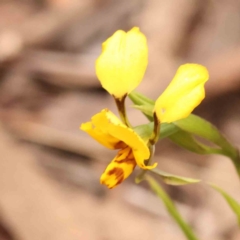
[
  {"xmin": 154, "ymin": 64, "xmax": 209, "ymax": 123},
  {"xmin": 96, "ymin": 27, "xmax": 148, "ymax": 98},
  {"xmin": 80, "ymin": 109, "xmax": 157, "ymax": 188},
  {"xmin": 100, "ymin": 147, "xmax": 136, "ymax": 189}
]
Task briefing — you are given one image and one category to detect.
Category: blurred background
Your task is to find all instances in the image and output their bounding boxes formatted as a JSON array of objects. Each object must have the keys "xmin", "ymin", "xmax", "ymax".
[{"xmin": 0, "ymin": 0, "xmax": 240, "ymax": 239}]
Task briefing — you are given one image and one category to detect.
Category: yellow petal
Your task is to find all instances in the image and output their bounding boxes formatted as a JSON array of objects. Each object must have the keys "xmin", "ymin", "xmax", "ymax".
[
  {"xmin": 80, "ymin": 122, "xmax": 119, "ymax": 150},
  {"xmin": 96, "ymin": 109, "xmax": 155, "ymax": 169},
  {"xmin": 91, "ymin": 109, "xmax": 123, "ymax": 129},
  {"xmin": 96, "ymin": 27, "xmax": 148, "ymax": 98},
  {"xmin": 80, "ymin": 109, "xmax": 128, "ymax": 149},
  {"xmin": 132, "ymin": 149, "xmax": 157, "ymax": 170},
  {"xmin": 107, "ymin": 122, "xmax": 156, "ymax": 169},
  {"xmin": 154, "ymin": 64, "xmax": 209, "ymax": 123},
  {"xmin": 80, "ymin": 109, "xmax": 156, "ymax": 169},
  {"xmin": 100, "ymin": 147, "xmax": 136, "ymax": 189}
]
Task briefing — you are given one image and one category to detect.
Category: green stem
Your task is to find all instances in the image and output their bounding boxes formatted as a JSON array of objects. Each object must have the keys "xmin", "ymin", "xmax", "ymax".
[
  {"xmin": 145, "ymin": 175, "xmax": 199, "ymax": 240},
  {"xmin": 149, "ymin": 112, "xmax": 160, "ymax": 145},
  {"xmin": 226, "ymin": 149, "xmax": 240, "ymax": 177},
  {"xmin": 114, "ymin": 95, "xmax": 132, "ymax": 128}
]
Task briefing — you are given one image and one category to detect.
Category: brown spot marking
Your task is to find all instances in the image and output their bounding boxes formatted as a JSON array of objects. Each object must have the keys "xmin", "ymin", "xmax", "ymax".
[
  {"xmin": 115, "ymin": 158, "xmax": 135, "ymax": 165},
  {"xmin": 108, "ymin": 167, "xmax": 124, "ymax": 185},
  {"xmin": 114, "ymin": 141, "xmax": 127, "ymax": 149},
  {"xmin": 115, "ymin": 146, "xmax": 131, "ymax": 158},
  {"xmin": 115, "ymin": 149, "xmax": 136, "ymax": 166}
]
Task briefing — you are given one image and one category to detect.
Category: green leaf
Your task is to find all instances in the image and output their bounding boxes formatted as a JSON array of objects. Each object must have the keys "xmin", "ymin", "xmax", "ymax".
[
  {"xmin": 150, "ymin": 168, "xmax": 200, "ymax": 185},
  {"xmin": 209, "ymin": 184, "xmax": 240, "ymax": 226},
  {"xmin": 145, "ymin": 175, "xmax": 199, "ymax": 240},
  {"xmin": 134, "ymin": 122, "xmax": 179, "ymax": 141},
  {"xmin": 129, "ymin": 91, "xmax": 155, "ymax": 106},
  {"xmin": 160, "ymin": 123, "xmax": 180, "ymax": 139},
  {"xmin": 132, "ymin": 104, "xmax": 154, "ymax": 121},
  {"xmin": 174, "ymin": 115, "xmax": 234, "ymax": 151},
  {"xmin": 133, "ymin": 122, "xmax": 153, "ymax": 141},
  {"xmin": 174, "ymin": 115, "xmax": 240, "ymax": 174},
  {"xmin": 169, "ymin": 129, "xmax": 224, "ymax": 155},
  {"xmin": 129, "ymin": 92, "xmax": 155, "ymax": 121}
]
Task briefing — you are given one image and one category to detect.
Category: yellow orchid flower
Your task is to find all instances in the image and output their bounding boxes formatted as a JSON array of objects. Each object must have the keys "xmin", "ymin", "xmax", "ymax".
[
  {"xmin": 154, "ymin": 64, "xmax": 209, "ymax": 123},
  {"xmin": 96, "ymin": 27, "xmax": 148, "ymax": 99},
  {"xmin": 80, "ymin": 109, "xmax": 157, "ymax": 189}
]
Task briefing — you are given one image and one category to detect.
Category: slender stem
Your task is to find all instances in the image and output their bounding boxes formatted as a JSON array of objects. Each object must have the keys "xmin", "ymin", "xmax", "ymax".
[
  {"xmin": 233, "ymin": 162, "xmax": 240, "ymax": 178},
  {"xmin": 227, "ymin": 149, "xmax": 240, "ymax": 178},
  {"xmin": 145, "ymin": 175, "xmax": 199, "ymax": 240},
  {"xmin": 149, "ymin": 112, "xmax": 161, "ymax": 145},
  {"xmin": 114, "ymin": 94, "xmax": 132, "ymax": 127}
]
